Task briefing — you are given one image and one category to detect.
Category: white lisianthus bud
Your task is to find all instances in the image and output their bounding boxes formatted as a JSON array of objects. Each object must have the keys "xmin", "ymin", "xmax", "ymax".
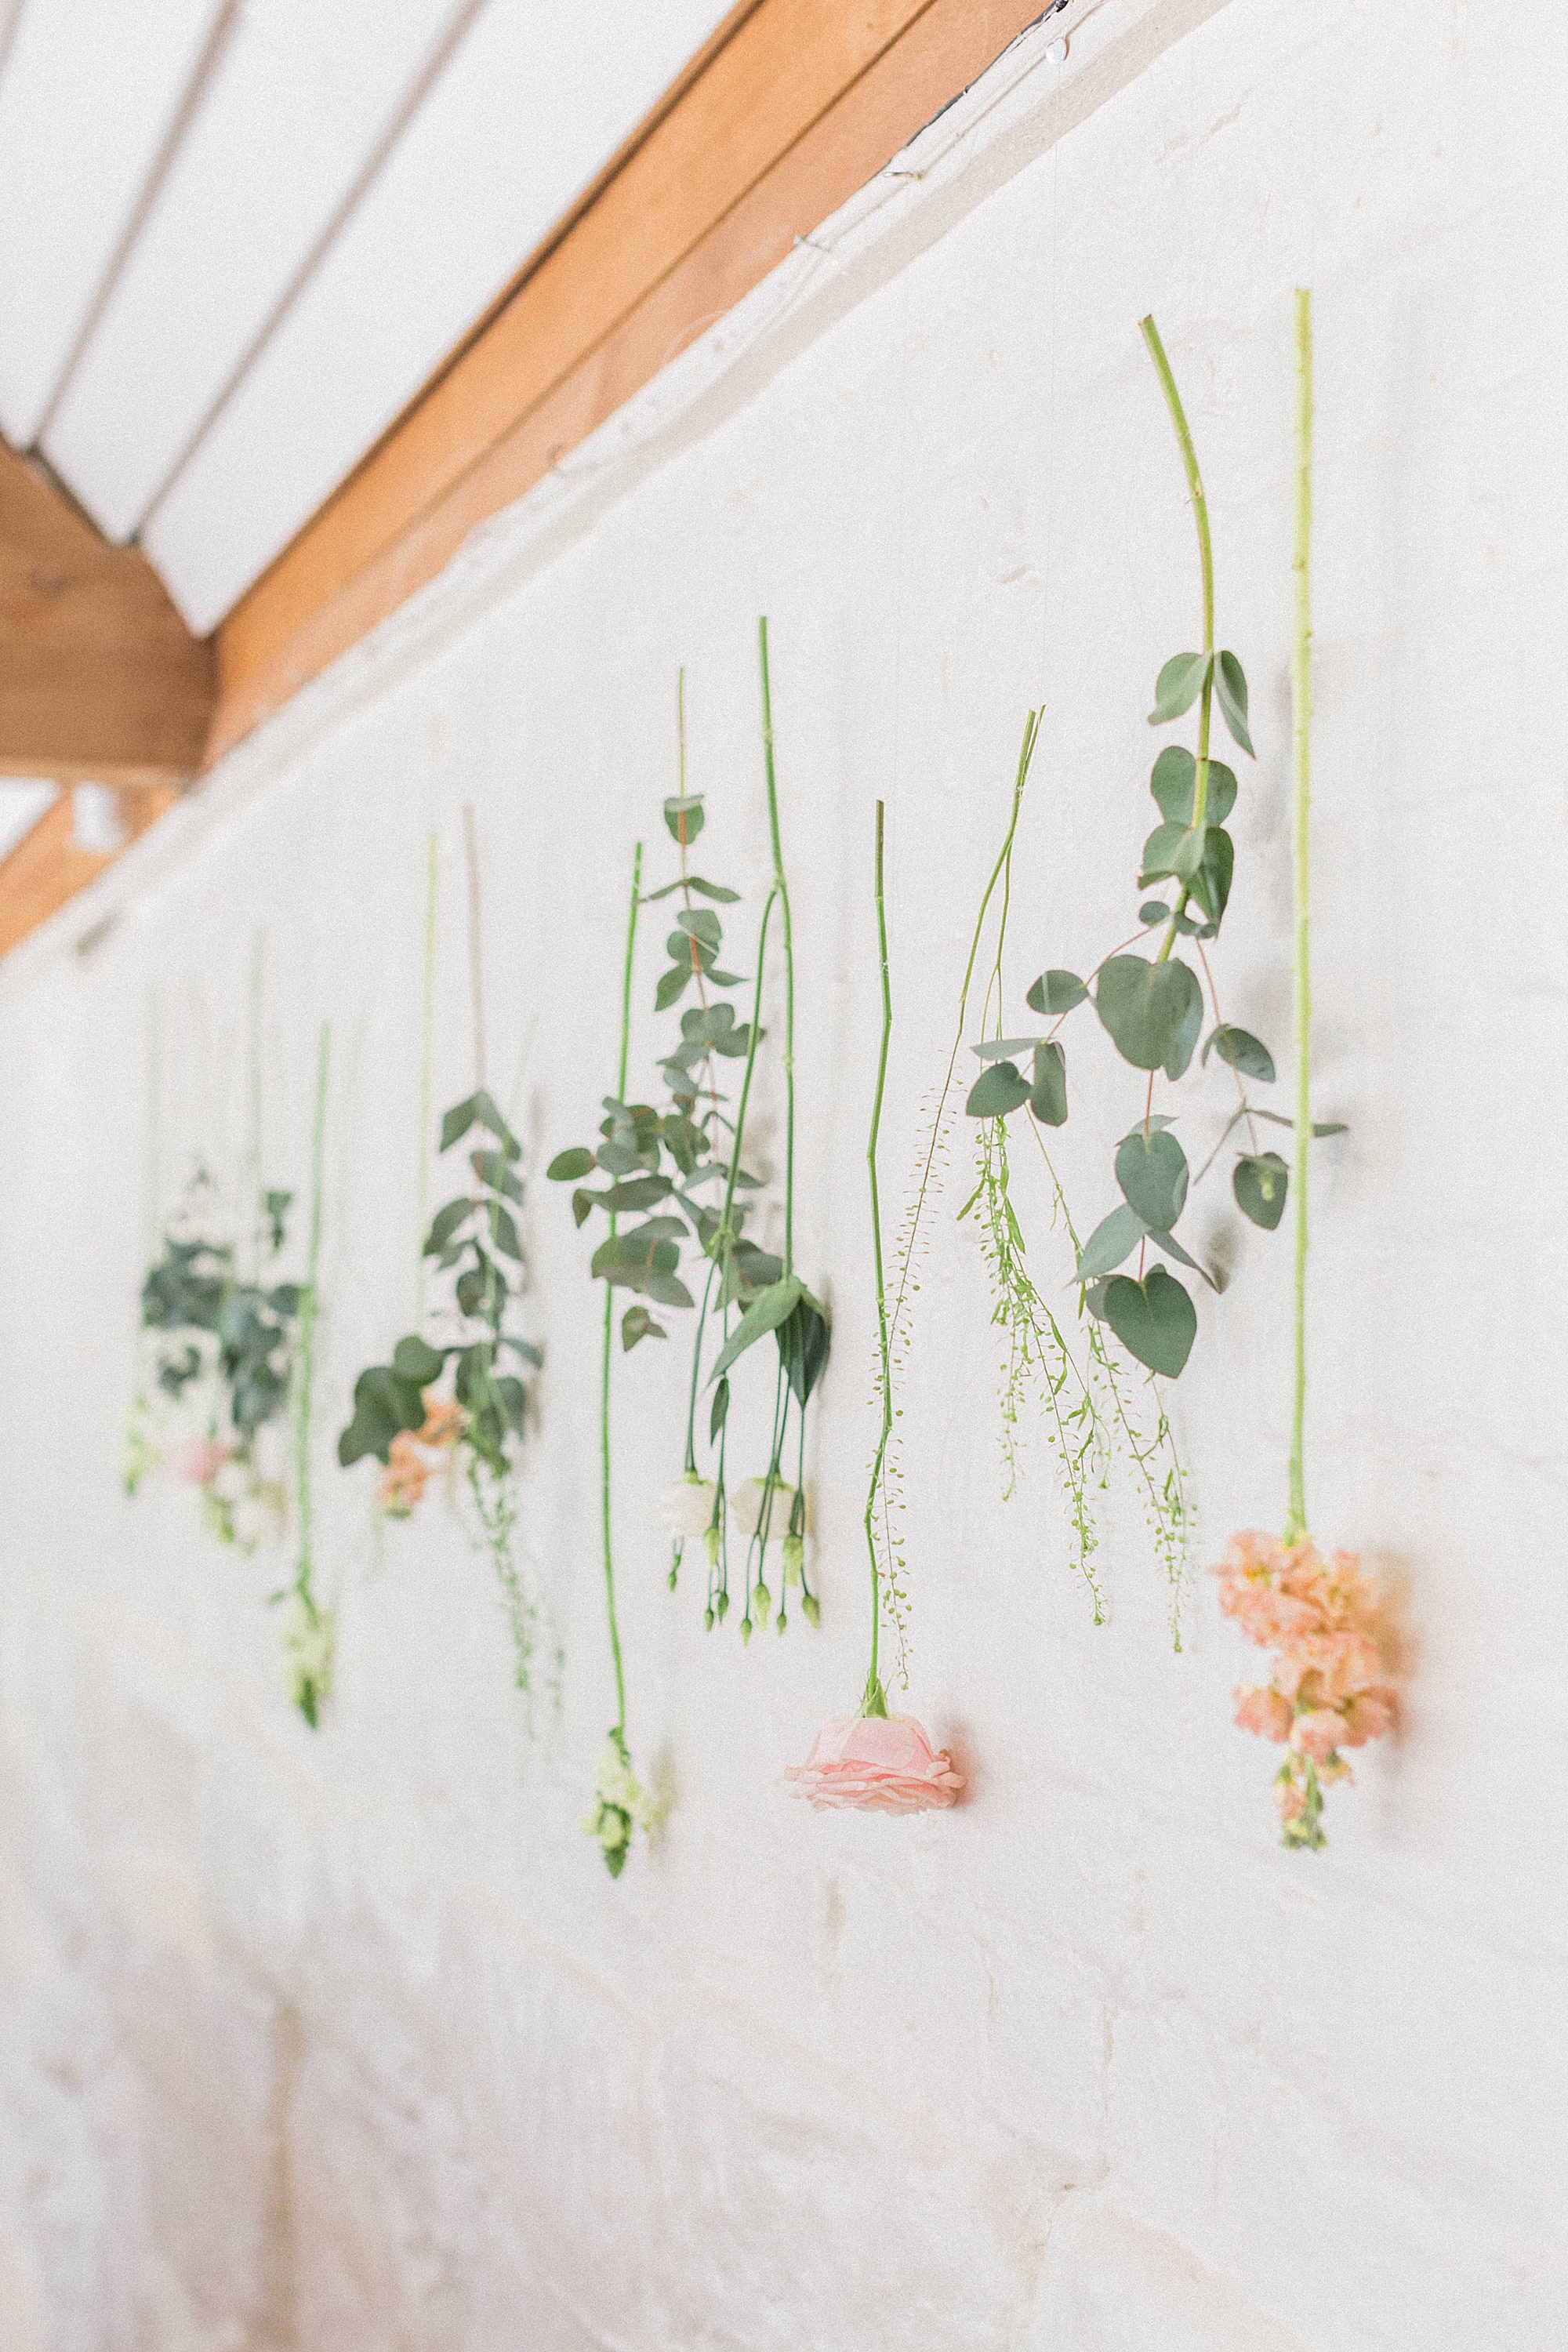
[
  {"xmin": 657, "ymin": 1472, "xmax": 717, "ymax": 1538},
  {"xmin": 782, "ymin": 1533, "xmax": 804, "ymax": 1586},
  {"xmin": 729, "ymin": 1475, "xmax": 798, "ymax": 1541}
]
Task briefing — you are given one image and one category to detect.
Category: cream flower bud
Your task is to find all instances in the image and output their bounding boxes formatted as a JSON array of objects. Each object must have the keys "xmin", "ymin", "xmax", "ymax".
[
  {"xmin": 729, "ymin": 1476, "xmax": 798, "ymax": 1541},
  {"xmin": 657, "ymin": 1472, "xmax": 717, "ymax": 1538}
]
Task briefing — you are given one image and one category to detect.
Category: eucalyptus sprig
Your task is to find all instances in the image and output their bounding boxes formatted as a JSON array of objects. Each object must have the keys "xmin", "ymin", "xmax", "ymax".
[
  {"xmin": 548, "ymin": 636, "xmax": 829, "ymax": 1647},
  {"xmin": 962, "ymin": 315, "xmax": 1341, "ymax": 1387}
]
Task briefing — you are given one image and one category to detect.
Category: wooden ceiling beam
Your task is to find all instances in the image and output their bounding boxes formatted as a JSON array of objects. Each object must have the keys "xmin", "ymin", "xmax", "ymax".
[
  {"xmin": 0, "ymin": 438, "xmax": 214, "ymax": 786},
  {"xmin": 210, "ymin": 0, "xmax": 1050, "ymax": 758}
]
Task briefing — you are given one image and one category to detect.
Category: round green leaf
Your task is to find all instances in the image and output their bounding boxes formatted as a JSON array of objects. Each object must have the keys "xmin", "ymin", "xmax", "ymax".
[
  {"xmin": 1115, "ymin": 1128, "xmax": 1189, "ymax": 1230},
  {"xmin": 1215, "ymin": 652, "xmax": 1254, "ymax": 756},
  {"xmin": 1203, "ymin": 1025, "xmax": 1276, "ymax": 1083},
  {"xmin": 1103, "ymin": 1265, "xmax": 1197, "ymax": 1377},
  {"xmin": 391, "ymin": 1335, "xmax": 446, "ymax": 1385},
  {"xmin": 1234, "ymin": 1152, "xmax": 1288, "ymax": 1229},
  {"xmin": 547, "ymin": 1146, "xmax": 594, "ymax": 1181},
  {"xmin": 1076, "ymin": 1202, "xmax": 1147, "ymax": 1283},
  {"xmin": 1151, "ymin": 746, "xmax": 1237, "ymax": 826},
  {"xmin": 1025, "ymin": 969, "xmax": 1088, "ymax": 1016},
  {"xmin": 1149, "ymin": 651, "xmax": 1211, "ymax": 725},
  {"xmin": 965, "ymin": 1060, "xmax": 1032, "ymax": 1119},
  {"xmin": 1029, "ymin": 1041, "xmax": 1068, "ymax": 1127},
  {"xmin": 1095, "ymin": 955, "xmax": 1203, "ymax": 1074}
]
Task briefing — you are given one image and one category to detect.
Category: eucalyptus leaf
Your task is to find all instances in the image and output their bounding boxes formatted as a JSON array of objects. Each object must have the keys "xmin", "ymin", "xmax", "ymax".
[
  {"xmin": 663, "ymin": 795, "xmax": 705, "ymax": 842},
  {"xmin": 654, "ymin": 963, "xmax": 693, "ymax": 1011},
  {"xmin": 1095, "ymin": 955, "xmax": 1203, "ymax": 1074},
  {"xmin": 1115, "ymin": 1127, "xmax": 1189, "ymax": 1230},
  {"xmin": 708, "ymin": 1275, "xmax": 806, "ymax": 1383},
  {"xmin": 1150, "ymin": 745, "xmax": 1238, "ymax": 826},
  {"xmin": 644, "ymin": 1270, "xmax": 696, "ymax": 1310},
  {"xmin": 1146, "ymin": 1228, "xmax": 1216, "ymax": 1288},
  {"xmin": 423, "ymin": 1199, "xmax": 472, "ymax": 1254},
  {"xmin": 965, "ymin": 1060, "xmax": 1032, "ymax": 1119},
  {"xmin": 1186, "ymin": 826, "xmax": 1234, "ymax": 927},
  {"xmin": 547, "ymin": 1146, "xmax": 595, "ymax": 1182},
  {"xmin": 1203, "ymin": 1025, "xmax": 1276, "ymax": 1082},
  {"xmin": 441, "ymin": 1089, "xmax": 519, "ymax": 1156},
  {"xmin": 601, "ymin": 1174, "xmax": 674, "ymax": 1211},
  {"xmin": 1140, "ymin": 901, "xmax": 1169, "ymax": 925},
  {"xmin": 974, "ymin": 1035, "xmax": 1043, "ymax": 1062},
  {"xmin": 1103, "ymin": 1265, "xmax": 1197, "ymax": 1377},
  {"xmin": 1215, "ymin": 651, "xmax": 1254, "ymax": 755},
  {"xmin": 710, "ymin": 1376, "xmax": 730, "ymax": 1441},
  {"xmin": 1149, "ymin": 651, "xmax": 1212, "ymax": 724},
  {"xmin": 622, "ymin": 1305, "xmax": 666, "ymax": 1350},
  {"xmin": 1247, "ymin": 1108, "xmax": 1348, "ymax": 1138},
  {"xmin": 1025, "ymin": 969, "xmax": 1087, "ymax": 1016},
  {"xmin": 1029, "ymin": 1041, "xmax": 1068, "ymax": 1127},
  {"xmin": 1163, "ymin": 971, "xmax": 1204, "ymax": 1080},
  {"xmin": 391, "ymin": 1335, "xmax": 446, "ymax": 1385},
  {"xmin": 1234, "ymin": 1151, "xmax": 1288, "ymax": 1229},
  {"xmin": 1076, "ymin": 1202, "xmax": 1148, "ymax": 1283},
  {"xmin": 675, "ymin": 907, "xmax": 722, "ymax": 949},
  {"xmin": 471, "ymin": 1149, "xmax": 524, "ymax": 1201}
]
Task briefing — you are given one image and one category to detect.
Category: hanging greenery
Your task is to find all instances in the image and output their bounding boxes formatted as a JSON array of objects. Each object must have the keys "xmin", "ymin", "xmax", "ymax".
[
  {"xmin": 277, "ymin": 1024, "xmax": 333, "ymax": 1725},
  {"xmin": 958, "ymin": 316, "xmax": 1305, "ymax": 1391},
  {"xmin": 336, "ymin": 818, "xmax": 546, "ymax": 1711},
  {"xmin": 1211, "ymin": 291, "xmax": 1393, "ymax": 1849},
  {"xmin": 547, "ymin": 630, "xmax": 829, "ymax": 1648},
  {"xmin": 786, "ymin": 803, "xmax": 961, "ymax": 1812}
]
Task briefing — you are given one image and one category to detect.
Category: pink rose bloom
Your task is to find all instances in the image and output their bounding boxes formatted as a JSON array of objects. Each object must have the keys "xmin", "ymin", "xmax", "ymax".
[
  {"xmin": 785, "ymin": 1715, "xmax": 963, "ymax": 1814},
  {"xmin": 1233, "ymin": 1685, "xmax": 1293, "ymax": 1743},
  {"xmin": 1290, "ymin": 1708, "xmax": 1345, "ymax": 1765},
  {"xmin": 167, "ymin": 1436, "xmax": 231, "ymax": 1486}
]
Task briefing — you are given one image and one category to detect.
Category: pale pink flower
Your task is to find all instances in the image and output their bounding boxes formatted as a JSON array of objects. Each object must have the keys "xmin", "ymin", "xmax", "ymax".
[
  {"xmin": 784, "ymin": 1715, "xmax": 963, "ymax": 1814},
  {"xmin": 1234, "ymin": 1685, "xmax": 1293, "ymax": 1743},
  {"xmin": 1290, "ymin": 1708, "xmax": 1345, "ymax": 1765},
  {"xmin": 167, "ymin": 1436, "xmax": 231, "ymax": 1486},
  {"xmin": 1275, "ymin": 1772, "xmax": 1309, "ymax": 1826},
  {"xmin": 1339, "ymin": 1685, "xmax": 1397, "ymax": 1747}
]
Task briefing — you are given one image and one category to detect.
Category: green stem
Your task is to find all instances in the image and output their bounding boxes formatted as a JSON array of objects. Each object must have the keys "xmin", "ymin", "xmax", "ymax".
[
  {"xmin": 862, "ymin": 801, "xmax": 894, "ymax": 1717},
  {"xmin": 757, "ymin": 619, "xmax": 794, "ymax": 1278},
  {"xmin": 415, "ymin": 831, "xmax": 437, "ymax": 1327},
  {"xmin": 717, "ymin": 889, "xmax": 777, "ymax": 1246},
  {"xmin": 885, "ymin": 710, "xmax": 1038, "ymax": 1349},
  {"xmin": 603, "ymin": 844, "xmax": 642, "ymax": 1736},
  {"xmin": 294, "ymin": 1023, "xmax": 330, "ymax": 1613},
  {"xmin": 1141, "ymin": 315, "xmax": 1216, "ymax": 963},
  {"xmin": 1284, "ymin": 289, "xmax": 1313, "ymax": 1546}
]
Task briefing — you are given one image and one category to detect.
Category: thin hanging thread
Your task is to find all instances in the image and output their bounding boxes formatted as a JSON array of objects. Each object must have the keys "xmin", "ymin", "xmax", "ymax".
[
  {"xmin": 463, "ymin": 803, "xmax": 488, "ymax": 1094},
  {"xmin": 1285, "ymin": 288, "xmax": 1313, "ymax": 1544},
  {"xmin": 415, "ymin": 831, "xmax": 438, "ymax": 1328}
]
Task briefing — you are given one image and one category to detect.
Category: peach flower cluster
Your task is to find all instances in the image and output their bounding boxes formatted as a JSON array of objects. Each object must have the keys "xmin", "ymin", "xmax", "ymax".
[
  {"xmin": 1213, "ymin": 1530, "xmax": 1396, "ymax": 1849},
  {"xmin": 784, "ymin": 1714, "xmax": 963, "ymax": 1814},
  {"xmin": 378, "ymin": 1398, "xmax": 463, "ymax": 1519}
]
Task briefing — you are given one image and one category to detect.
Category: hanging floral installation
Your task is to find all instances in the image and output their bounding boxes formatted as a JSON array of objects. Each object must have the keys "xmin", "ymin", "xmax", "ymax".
[
  {"xmin": 548, "ymin": 630, "xmax": 829, "ymax": 1649},
  {"xmin": 278, "ymin": 1025, "xmax": 333, "ymax": 1724},
  {"xmin": 336, "ymin": 816, "xmax": 546, "ymax": 1714},
  {"xmin": 786, "ymin": 803, "xmax": 961, "ymax": 1813},
  {"xmin": 129, "ymin": 942, "xmax": 302, "ymax": 1554},
  {"xmin": 1213, "ymin": 291, "xmax": 1394, "ymax": 1851}
]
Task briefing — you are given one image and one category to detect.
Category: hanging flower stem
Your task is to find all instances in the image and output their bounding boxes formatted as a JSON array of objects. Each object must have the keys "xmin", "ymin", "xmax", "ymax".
[
  {"xmin": 415, "ymin": 829, "xmax": 438, "ymax": 1330},
  {"xmin": 1285, "ymin": 285, "xmax": 1313, "ymax": 1547},
  {"xmin": 757, "ymin": 618, "xmax": 795, "ymax": 1279},
  {"xmin": 603, "ymin": 844, "xmax": 643, "ymax": 1741},
  {"xmin": 288, "ymin": 1023, "xmax": 332, "ymax": 1726},
  {"xmin": 862, "ymin": 802, "xmax": 894, "ymax": 1720},
  {"xmin": 1141, "ymin": 315, "xmax": 1217, "ymax": 965}
]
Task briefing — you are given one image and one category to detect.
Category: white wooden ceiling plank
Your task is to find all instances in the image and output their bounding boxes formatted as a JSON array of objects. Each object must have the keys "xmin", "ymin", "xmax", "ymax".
[
  {"xmin": 43, "ymin": 0, "xmax": 475, "ymax": 546},
  {"xmin": 142, "ymin": 0, "xmax": 737, "ymax": 633},
  {"xmin": 0, "ymin": 0, "xmax": 230, "ymax": 447}
]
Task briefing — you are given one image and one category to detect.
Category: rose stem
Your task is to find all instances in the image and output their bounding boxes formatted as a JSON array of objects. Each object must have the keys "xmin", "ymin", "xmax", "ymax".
[
  {"xmin": 1284, "ymin": 288, "xmax": 1313, "ymax": 1547},
  {"xmin": 862, "ymin": 801, "xmax": 894, "ymax": 1721}
]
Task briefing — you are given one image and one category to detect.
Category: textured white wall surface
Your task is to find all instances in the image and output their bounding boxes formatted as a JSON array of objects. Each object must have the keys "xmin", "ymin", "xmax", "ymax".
[{"xmin": 2, "ymin": 1, "xmax": 1565, "ymax": 2344}]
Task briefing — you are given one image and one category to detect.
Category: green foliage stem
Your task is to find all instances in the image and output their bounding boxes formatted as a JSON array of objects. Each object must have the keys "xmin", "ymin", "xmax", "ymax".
[
  {"xmin": 604, "ymin": 844, "xmax": 642, "ymax": 1740},
  {"xmin": 1285, "ymin": 287, "xmax": 1314, "ymax": 1547},
  {"xmin": 290, "ymin": 1024, "xmax": 331, "ymax": 1726},
  {"xmin": 1141, "ymin": 314, "xmax": 1216, "ymax": 964},
  {"xmin": 862, "ymin": 803, "xmax": 893, "ymax": 1719}
]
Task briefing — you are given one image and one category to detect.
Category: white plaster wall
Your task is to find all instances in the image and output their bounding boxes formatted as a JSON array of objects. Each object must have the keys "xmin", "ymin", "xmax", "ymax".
[{"xmin": 2, "ymin": 1, "xmax": 1565, "ymax": 2344}]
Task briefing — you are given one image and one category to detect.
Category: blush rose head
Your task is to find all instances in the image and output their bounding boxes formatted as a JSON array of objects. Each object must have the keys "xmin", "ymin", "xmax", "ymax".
[{"xmin": 784, "ymin": 1713, "xmax": 963, "ymax": 1815}]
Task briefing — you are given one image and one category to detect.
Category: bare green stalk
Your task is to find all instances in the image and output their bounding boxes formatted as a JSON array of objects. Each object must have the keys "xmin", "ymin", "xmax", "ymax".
[
  {"xmin": 604, "ymin": 845, "xmax": 643, "ymax": 1737},
  {"xmin": 1284, "ymin": 288, "xmax": 1313, "ymax": 1545},
  {"xmin": 862, "ymin": 802, "xmax": 893, "ymax": 1719},
  {"xmin": 1141, "ymin": 316, "xmax": 1217, "ymax": 964}
]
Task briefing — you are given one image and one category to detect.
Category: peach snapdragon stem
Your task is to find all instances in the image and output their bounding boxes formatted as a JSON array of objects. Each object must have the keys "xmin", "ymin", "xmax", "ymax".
[
  {"xmin": 1141, "ymin": 315, "xmax": 1216, "ymax": 966},
  {"xmin": 603, "ymin": 845, "xmax": 642, "ymax": 1738},
  {"xmin": 862, "ymin": 803, "xmax": 893, "ymax": 1719},
  {"xmin": 757, "ymin": 619, "xmax": 795, "ymax": 1279},
  {"xmin": 1285, "ymin": 290, "xmax": 1314, "ymax": 1547}
]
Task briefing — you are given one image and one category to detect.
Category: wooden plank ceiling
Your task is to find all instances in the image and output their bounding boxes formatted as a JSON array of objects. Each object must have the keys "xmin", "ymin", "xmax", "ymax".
[{"xmin": 0, "ymin": 0, "xmax": 1068, "ymax": 951}]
